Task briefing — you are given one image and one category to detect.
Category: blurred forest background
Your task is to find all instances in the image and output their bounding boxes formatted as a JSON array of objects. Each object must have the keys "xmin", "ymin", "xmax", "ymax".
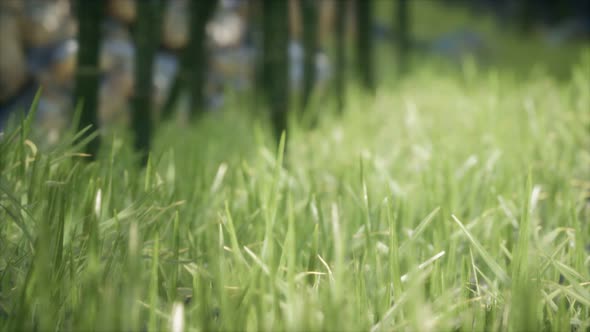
[{"xmin": 0, "ymin": 0, "xmax": 589, "ymax": 160}]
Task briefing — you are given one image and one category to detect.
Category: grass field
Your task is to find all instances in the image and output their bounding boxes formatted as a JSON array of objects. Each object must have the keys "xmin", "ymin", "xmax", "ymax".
[{"xmin": 1, "ymin": 49, "xmax": 589, "ymax": 331}]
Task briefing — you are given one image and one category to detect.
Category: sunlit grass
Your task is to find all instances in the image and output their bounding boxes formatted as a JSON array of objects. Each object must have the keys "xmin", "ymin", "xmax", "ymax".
[{"xmin": 1, "ymin": 51, "xmax": 590, "ymax": 331}]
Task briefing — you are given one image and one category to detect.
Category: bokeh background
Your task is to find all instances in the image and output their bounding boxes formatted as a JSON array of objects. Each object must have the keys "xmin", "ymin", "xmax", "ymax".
[{"xmin": 0, "ymin": 0, "xmax": 588, "ymax": 147}]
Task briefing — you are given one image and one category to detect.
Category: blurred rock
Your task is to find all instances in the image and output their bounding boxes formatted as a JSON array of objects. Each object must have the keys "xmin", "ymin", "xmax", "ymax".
[
  {"xmin": 28, "ymin": 38, "xmax": 78, "ymax": 88},
  {"xmin": 210, "ymin": 46, "xmax": 255, "ymax": 90},
  {"xmin": 96, "ymin": 20, "xmax": 135, "ymax": 126},
  {"xmin": 100, "ymin": 36, "xmax": 134, "ymax": 73},
  {"xmin": 35, "ymin": 88, "xmax": 72, "ymax": 144},
  {"xmin": 207, "ymin": 11, "xmax": 245, "ymax": 49},
  {"xmin": 205, "ymin": 82, "xmax": 225, "ymax": 110},
  {"xmin": 0, "ymin": 83, "xmax": 73, "ymax": 145},
  {"xmin": 107, "ymin": 0, "xmax": 136, "ymax": 24},
  {"xmin": 205, "ymin": 0, "xmax": 253, "ymax": 106},
  {"xmin": 153, "ymin": 52, "xmax": 179, "ymax": 110},
  {"xmin": 0, "ymin": 9, "xmax": 28, "ymax": 103},
  {"xmin": 99, "ymin": 66, "xmax": 133, "ymax": 126},
  {"xmin": 289, "ymin": 41, "xmax": 304, "ymax": 88},
  {"xmin": 0, "ymin": 0, "xmax": 23, "ymax": 12},
  {"xmin": 21, "ymin": 0, "xmax": 75, "ymax": 47},
  {"xmin": 314, "ymin": 51, "xmax": 331, "ymax": 89},
  {"xmin": 220, "ymin": 0, "xmax": 242, "ymax": 11},
  {"xmin": 48, "ymin": 39, "xmax": 78, "ymax": 85},
  {"xmin": 288, "ymin": 41, "xmax": 331, "ymax": 91},
  {"xmin": 372, "ymin": 22, "xmax": 394, "ymax": 41},
  {"xmin": 102, "ymin": 17, "xmax": 132, "ymax": 41},
  {"xmin": 162, "ymin": 0, "xmax": 188, "ymax": 50}
]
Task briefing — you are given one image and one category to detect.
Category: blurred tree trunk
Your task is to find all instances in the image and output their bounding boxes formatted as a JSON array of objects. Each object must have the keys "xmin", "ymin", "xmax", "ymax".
[
  {"xmin": 162, "ymin": 1, "xmax": 217, "ymax": 121},
  {"xmin": 250, "ymin": 0, "xmax": 264, "ymax": 91},
  {"xmin": 300, "ymin": 0, "xmax": 318, "ymax": 111},
  {"xmin": 334, "ymin": 0, "xmax": 347, "ymax": 113},
  {"xmin": 262, "ymin": 0, "xmax": 289, "ymax": 142},
  {"xmin": 132, "ymin": 0, "xmax": 161, "ymax": 165},
  {"xmin": 355, "ymin": 0, "xmax": 374, "ymax": 93},
  {"xmin": 396, "ymin": 0, "xmax": 410, "ymax": 75},
  {"xmin": 518, "ymin": 0, "xmax": 535, "ymax": 32},
  {"xmin": 249, "ymin": 0, "xmax": 266, "ymax": 116},
  {"xmin": 74, "ymin": 0, "xmax": 103, "ymax": 158},
  {"xmin": 492, "ymin": 0, "xmax": 509, "ymax": 25},
  {"xmin": 187, "ymin": 0, "xmax": 218, "ymax": 120}
]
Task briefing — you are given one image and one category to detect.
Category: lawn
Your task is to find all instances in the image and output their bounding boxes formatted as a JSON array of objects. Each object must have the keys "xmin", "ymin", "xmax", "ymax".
[{"xmin": 1, "ymin": 47, "xmax": 589, "ymax": 331}]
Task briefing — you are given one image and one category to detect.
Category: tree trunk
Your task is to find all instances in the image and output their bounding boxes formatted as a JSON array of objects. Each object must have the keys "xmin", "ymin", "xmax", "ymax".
[
  {"xmin": 262, "ymin": 0, "xmax": 289, "ymax": 142},
  {"xmin": 355, "ymin": 0, "xmax": 374, "ymax": 93},
  {"xmin": 396, "ymin": 0, "xmax": 410, "ymax": 75},
  {"xmin": 131, "ymin": 0, "xmax": 161, "ymax": 165},
  {"xmin": 334, "ymin": 0, "xmax": 347, "ymax": 113},
  {"xmin": 518, "ymin": 0, "xmax": 536, "ymax": 32},
  {"xmin": 300, "ymin": 0, "xmax": 318, "ymax": 111},
  {"xmin": 186, "ymin": 0, "xmax": 218, "ymax": 120},
  {"xmin": 74, "ymin": 0, "xmax": 103, "ymax": 158}
]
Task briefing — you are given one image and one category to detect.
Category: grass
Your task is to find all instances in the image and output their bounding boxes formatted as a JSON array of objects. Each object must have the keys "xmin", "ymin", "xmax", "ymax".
[{"xmin": 1, "ymin": 48, "xmax": 589, "ymax": 331}]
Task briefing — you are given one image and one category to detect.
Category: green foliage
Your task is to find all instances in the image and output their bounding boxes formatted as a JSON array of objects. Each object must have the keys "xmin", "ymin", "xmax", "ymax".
[{"xmin": 1, "ymin": 51, "xmax": 590, "ymax": 331}]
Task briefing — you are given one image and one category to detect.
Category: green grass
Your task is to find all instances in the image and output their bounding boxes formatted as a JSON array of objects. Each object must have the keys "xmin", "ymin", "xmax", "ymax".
[{"xmin": 2, "ymin": 49, "xmax": 590, "ymax": 331}]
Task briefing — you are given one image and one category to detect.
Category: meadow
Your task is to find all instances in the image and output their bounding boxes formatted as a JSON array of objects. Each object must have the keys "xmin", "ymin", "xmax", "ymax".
[{"xmin": 1, "ymin": 48, "xmax": 589, "ymax": 331}]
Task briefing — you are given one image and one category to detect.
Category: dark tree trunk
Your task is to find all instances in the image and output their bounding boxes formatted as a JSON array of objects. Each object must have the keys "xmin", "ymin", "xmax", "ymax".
[
  {"xmin": 74, "ymin": 0, "xmax": 103, "ymax": 158},
  {"xmin": 518, "ymin": 0, "xmax": 536, "ymax": 32},
  {"xmin": 250, "ymin": 0, "xmax": 264, "ymax": 93},
  {"xmin": 262, "ymin": 0, "xmax": 289, "ymax": 142},
  {"xmin": 491, "ymin": 0, "xmax": 509, "ymax": 25},
  {"xmin": 162, "ymin": 1, "xmax": 216, "ymax": 122},
  {"xmin": 250, "ymin": 0, "xmax": 267, "ymax": 118},
  {"xmin": 300, "ymin": 0, "xmax": 318, "ymax": 111},
  {"xmin": 355, "ymin": 0, "xmax": 374, "ymax": 93},
  {"xmin": 186, "ymin": 0, "xmax": 218, "ymax": 120},
  {"xmin": 132, "ymin": 0, "xmax": 161, "ymax": 165},
  {"xmin": 334, "ymin": 0, "xmax": 347, "ymax": 112},
  {"xmin": 396, "ymin": 0, "xmax": 410, "ymax": 75}
]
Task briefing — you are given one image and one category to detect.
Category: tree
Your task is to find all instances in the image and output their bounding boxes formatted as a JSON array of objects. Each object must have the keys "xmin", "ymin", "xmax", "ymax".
[
  {"xmin": 74, "ymin": 0, "xmax": 103, "ymax": 158},
  {"xmin": 187, "ymin": 0, "xmax": 218, "ymax": 119},
  {"xmin": 262, "ymin": 0, "xmax": 289, "ymax": 142},
  {"xmin": 161, "ymin": 0, "xmax": 217, "ymax": 121},
  {"xmin": 517, "ymin": 0, "xmax": 536, "ymax": 32},
  {"xmin": 334, "ymin": 0, "xmax": 347, "ymax": 112},
  {"xmin": 355, "ymin": 0, "xmax": 374, "ymax": 93},
  {"xmin": 396, "ymin": 0, "xmax": 410, "ymax": 75},
  {"xmin": 300, "ymin": 0, "xmax": 318, "ymax": 111},
  {"xmin": 132, "ymin": 0, "xmax": 162, "ymax": 165}
]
